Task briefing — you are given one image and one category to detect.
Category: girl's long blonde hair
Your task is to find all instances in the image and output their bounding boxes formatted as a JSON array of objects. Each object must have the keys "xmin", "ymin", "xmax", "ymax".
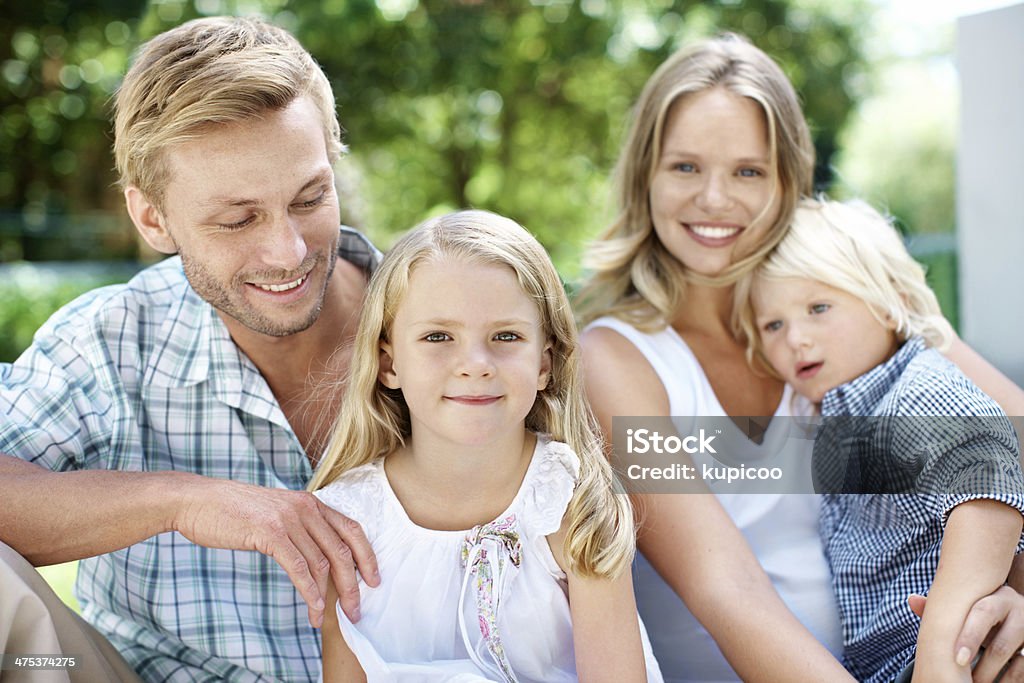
[
  {"xmin": 310, "ymin": 210, "xmax": 635, "ymax": 578},
  {"xmin": 576, "ymin": 33, "xmax": 814, "ymax": 330}
]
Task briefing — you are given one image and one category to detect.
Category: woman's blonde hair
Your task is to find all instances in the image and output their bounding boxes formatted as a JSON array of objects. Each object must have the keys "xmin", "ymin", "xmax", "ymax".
[
  {"xmin": 310, "ymin": 210, "xmax": 635, "ymax": 578},
  {"xmin": 736, "ymin": 198, "xmax": 954, "ymax": 375},
  {"xmin": 577, "ymin": 33, "xmax": 814, "ymax": 330},
  {"xmin": 114, "ymin": 16, "xmax": 343, "ymax": 209}
]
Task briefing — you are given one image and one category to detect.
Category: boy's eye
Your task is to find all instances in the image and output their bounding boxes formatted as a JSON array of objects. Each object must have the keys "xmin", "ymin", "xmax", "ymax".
[
  {"xmin": 809, "ymin": 303, "xmax": 830, "ymax": 315},
  {"xmin": 493, "ymin": 332, "xmax": 520, "ymax": 342},
  {"xmin": 423, "ymin": 332, "xmax": 451, "ymax": 342},
  {"xmin": 763, "ymin": 320, "xmax": 783, "ymax": 333}
]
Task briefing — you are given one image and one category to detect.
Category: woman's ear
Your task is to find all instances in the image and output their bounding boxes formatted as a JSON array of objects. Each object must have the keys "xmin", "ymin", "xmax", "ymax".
[
  {"xmin": 125, "ymin": 186, "xmax": 178, "ymax": 255},
  {"xmin": 537, "ymin": 341, "xmax": 553, "ymax": 391},
  {"xmin": 379, "ymin": 341, "xmax": 401, "ymax": 389}
]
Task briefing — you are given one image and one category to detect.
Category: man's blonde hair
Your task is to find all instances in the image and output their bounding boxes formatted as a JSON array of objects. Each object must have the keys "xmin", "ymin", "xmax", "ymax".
[
  {"xmin": 309, "ymin": 210, "xmax": 636, "ymax": 578},
  {"xmin": 114, "ymin": 16, "xmax": 343, "ymax": 208},
  {"xmin": 737, "ymin": 198, "xmax": 954, "ymax": 376},
  {"xmin": 577, "ymin": 33, "xmax": 814, "ymax": 330}
]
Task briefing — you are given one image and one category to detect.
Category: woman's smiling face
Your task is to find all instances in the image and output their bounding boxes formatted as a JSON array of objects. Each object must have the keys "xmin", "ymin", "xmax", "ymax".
[{"xmin": 649, "ymin": 87, "xmax": 781, "ymax": 277}]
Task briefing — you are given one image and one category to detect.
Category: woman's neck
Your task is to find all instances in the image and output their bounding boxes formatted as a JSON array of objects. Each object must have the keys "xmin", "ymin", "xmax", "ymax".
[{"xmin": 671, "ymin": 281, "xmax": 735, "ymax": 337}]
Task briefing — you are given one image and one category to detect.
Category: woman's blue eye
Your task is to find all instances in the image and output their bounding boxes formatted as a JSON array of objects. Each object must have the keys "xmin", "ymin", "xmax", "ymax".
[
  {"xmin": 810, "ymin": 303, "xmax": 830, "ymax": 314},
  {"xmin": 674, "ymin": 162, "xmax": 696, "ymax": 173},
  {"xmin": 738, "ymin": 168, "xmax": 762, "ymax": 178}
]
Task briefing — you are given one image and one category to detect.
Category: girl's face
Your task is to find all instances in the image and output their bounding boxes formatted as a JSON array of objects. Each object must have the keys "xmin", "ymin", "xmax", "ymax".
[
  {"xmin": 752, "ymin": 277, "xmax": 898, "ymax": 404},
  {"xmin": 379, "ymin": 256, "xmax": 551, "ymax": 448},
  {"xmin": 648, "ymin": 87, "xmax": 782, "ymax": 277}
]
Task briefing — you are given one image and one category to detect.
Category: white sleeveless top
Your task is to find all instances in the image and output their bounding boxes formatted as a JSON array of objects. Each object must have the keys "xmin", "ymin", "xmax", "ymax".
[
  {"xmin": 586, "ymin": 316, "xmax": 843, "ymax": 683},
  {"xmin": 314, "ymin": 436, "xmax": 664, "ymax": 682}
]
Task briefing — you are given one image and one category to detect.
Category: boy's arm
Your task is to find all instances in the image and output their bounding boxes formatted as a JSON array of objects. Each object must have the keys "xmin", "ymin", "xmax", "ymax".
[
  {"xmin": 321, "ymin": 583, "xmax": 367, "ymax": 683},
  {"xmin": 913, "ymin": 499, "xmax": 1023, "ymax": 683}
]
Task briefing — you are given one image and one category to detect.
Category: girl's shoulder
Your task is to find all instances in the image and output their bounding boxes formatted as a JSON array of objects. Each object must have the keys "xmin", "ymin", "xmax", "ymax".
[
  {"xmin": 517, "ymin": 436, "xmax": 581, "ymax": 538},
  {"xmin": 312, "ymin": 459, "xmax": 387, "ymax": 528}
]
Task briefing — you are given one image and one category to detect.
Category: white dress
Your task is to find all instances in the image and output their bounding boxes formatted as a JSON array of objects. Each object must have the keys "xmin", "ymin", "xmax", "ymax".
[
  {"xmin": 314, "ymin": 435, "xmax": 664, "ymax": 682},
  {"xmin": 586, "ymin": 316, "xmax": 843, "ymax": 683}
]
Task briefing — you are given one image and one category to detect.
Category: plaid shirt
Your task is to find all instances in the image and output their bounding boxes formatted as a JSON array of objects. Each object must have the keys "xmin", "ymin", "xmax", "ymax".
[
  {"xmin": 0, "ymin": 227, "xmax": 380, "ymax": 682},
  {"xmin": 819, "ymin": 336, "xmax": 1024, "ymax": 683}
]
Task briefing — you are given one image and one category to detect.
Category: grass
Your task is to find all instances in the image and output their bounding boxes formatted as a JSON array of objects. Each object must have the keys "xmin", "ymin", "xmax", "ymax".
[{"xmin": 38, "ymin": 561, "xmax": 81, "ymax": 613}]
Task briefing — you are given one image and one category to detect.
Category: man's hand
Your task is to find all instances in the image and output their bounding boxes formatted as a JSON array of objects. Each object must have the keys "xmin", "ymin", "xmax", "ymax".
[
  {"xmin": 173, "ymin": 475, "xmax": 379, "ymax": 627},
  {"xmin": 909, "ymin": 587, "xmax": 1024, "ymax": 682}
]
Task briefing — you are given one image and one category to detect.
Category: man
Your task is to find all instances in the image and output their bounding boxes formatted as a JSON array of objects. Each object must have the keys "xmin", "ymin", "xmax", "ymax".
[{"xmin": 0, "ymin": 16, "xmax": 379, "ymax": 681}]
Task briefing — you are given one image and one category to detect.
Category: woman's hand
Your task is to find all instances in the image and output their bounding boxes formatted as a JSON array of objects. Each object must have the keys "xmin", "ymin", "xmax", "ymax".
[{"xmin": 910, "ymin": 586, "xmax": 1024, "ymax": 682}]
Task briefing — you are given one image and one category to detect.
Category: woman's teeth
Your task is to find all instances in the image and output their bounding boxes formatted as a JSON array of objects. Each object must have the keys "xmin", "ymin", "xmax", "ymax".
[{"xmin": 689, "ymin": 225, "xmax": 741, "ymax": 239}]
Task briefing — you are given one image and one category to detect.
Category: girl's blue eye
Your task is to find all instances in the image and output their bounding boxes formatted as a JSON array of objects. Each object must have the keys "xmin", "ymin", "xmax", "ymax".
[
  {"xmin": 738, "ymin": 168, "xmax": 762, "ymax": 178},
  {"xmin": 674, "ymin": 162, "xmax": 696, "ymax": 173},
  {"xmin": 424, "ymin": 332, "xmax": 450, "ymax": 342},
  {"xmin": 763, "ymin": 320, "xmax": 783, "ymax": 333},
  {"xmin": 810, "ymin": 303, "xmax": 830, "ymax": 315},
  {"xmin": 494, "ymin": 332, "xmax": 520, "ymax": 342}
]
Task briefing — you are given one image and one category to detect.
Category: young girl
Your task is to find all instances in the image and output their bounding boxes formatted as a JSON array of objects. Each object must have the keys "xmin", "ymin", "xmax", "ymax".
[
  {"xmin": 738, "ymin": 198, "xmax": 1024, "ymax": 683},
  {"xmin": 310, "ymin": 210, "xmax": 662, "ymax": 682}
]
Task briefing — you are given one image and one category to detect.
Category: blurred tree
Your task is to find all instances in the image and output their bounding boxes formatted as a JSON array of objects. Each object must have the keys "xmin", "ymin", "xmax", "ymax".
[
  {"xmin": 0, "ymin": 0, "xmax": 146, "ymax": 261},
  {"xmin": 3, "ymin": 0, "xmax": 870, "ymax": 275}
]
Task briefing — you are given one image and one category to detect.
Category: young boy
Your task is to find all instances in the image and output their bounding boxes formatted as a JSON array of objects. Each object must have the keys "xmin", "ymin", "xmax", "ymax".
[{"xmin": 739, "ymin": 198, "xmax": 1024, "ymax": 683}]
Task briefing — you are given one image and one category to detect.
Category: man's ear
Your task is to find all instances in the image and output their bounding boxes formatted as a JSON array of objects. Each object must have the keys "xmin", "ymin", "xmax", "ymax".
[
  {"xmin": 379, "ymin": 341, "xmax": 401, "ymax": 389},
  {"xmin": 125, "ymin": 186, "xmax": 177, "ymax": 255},
  {"xmin": 537, "ymin": 341, "xmax": 553, "ymax": 391}
]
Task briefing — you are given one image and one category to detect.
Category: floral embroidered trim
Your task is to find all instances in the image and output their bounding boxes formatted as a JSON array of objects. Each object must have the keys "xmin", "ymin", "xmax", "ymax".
[{"xmin": 459, "ymin": 514, "xmax": 523, "ymax": 683}]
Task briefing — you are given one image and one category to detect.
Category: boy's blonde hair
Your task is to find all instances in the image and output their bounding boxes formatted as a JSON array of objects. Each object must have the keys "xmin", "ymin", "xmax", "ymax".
[
  {"xmin": 114, "ymin": 16, "xmax": 343, "ymax": 209},
  {"xmin": 310, "ymin": 210, "xmax": 635, "ymax": 578},
  {"xmin": 577, "ymin": 33, "xmax": 814, "ymax": 330},
  {"xmin": 737, "ymin": 198, "xmax": 954, "ymax": 375}
]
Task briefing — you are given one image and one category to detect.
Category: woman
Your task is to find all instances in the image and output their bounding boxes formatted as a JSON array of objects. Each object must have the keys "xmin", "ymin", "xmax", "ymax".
[{"xmin": 577, "ymin": 33, "xmax": 1024, "ymax": 683}]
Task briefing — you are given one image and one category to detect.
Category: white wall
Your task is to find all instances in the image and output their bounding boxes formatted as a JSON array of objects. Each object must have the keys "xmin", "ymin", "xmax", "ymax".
[{"xmin": 957, "ymin": 3, "xmax": 1024, "ymax": 385}]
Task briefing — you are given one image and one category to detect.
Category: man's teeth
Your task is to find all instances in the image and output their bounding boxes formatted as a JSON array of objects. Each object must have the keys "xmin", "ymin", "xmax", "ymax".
[
  {"xmin": 255, "ymin": 276, "xmax": 305, "ymax": 292},
  {"xmin": 690, "ymin": 225, "xmax": 741, "ymax": 239}
]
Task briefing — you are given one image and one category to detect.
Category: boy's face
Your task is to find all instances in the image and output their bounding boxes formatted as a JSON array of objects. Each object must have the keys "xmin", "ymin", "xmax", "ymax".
[{"xmin": 752, "ymin": 277, "xmax": 899, "ymax": 404}]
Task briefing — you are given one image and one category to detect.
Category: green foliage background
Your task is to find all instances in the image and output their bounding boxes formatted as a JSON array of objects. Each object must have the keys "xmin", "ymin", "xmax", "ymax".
[{"xmin": 2, "ymin": 0, "xmax": 868, "ymax": 261}]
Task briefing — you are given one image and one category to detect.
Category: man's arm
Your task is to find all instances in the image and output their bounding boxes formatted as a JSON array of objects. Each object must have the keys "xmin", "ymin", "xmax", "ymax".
[{"xmin": 0, "ymin": 454, "xmax": 378, "ymax": 627}]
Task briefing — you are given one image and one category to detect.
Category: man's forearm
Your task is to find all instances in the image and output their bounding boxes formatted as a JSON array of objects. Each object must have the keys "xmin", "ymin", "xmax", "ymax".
[{"xmin": 0, "ymin": 454, "xmax": 190, "ymax": 566}]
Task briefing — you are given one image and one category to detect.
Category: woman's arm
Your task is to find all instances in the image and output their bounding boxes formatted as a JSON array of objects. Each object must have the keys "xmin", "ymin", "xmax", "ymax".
[
  {"xmin": 946, "ymin": 337, "xmax": 1024, "ymax": 423},
  {"xmin": 912, "ymin": 500, "xmax": 1022, "ymax": 683},
  {"xmin": 581, "ymin": 326, "xmax": 854, "ymax": 682},
  {"xmin": 321, "ymin": 583, "xmax": 367, "ymax": 683}
]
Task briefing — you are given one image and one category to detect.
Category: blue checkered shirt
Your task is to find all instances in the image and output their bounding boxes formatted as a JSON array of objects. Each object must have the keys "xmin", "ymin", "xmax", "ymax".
[
  {"xmin": 0, "ymin": 227, "xmax": 380, "ymax": 682},
  {"xmin": 819, "ymin": 336, "xmax": 1024, "ymax": 683}
]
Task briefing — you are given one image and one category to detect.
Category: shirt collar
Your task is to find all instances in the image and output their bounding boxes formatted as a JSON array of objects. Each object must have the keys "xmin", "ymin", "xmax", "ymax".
[
  {"xmin": 143, "ymin": 225, "xmax": 380, "ymax": 398},
  {"xmin": 820, "ymin": 336, "xmax": 927, "ymax": 416}
]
